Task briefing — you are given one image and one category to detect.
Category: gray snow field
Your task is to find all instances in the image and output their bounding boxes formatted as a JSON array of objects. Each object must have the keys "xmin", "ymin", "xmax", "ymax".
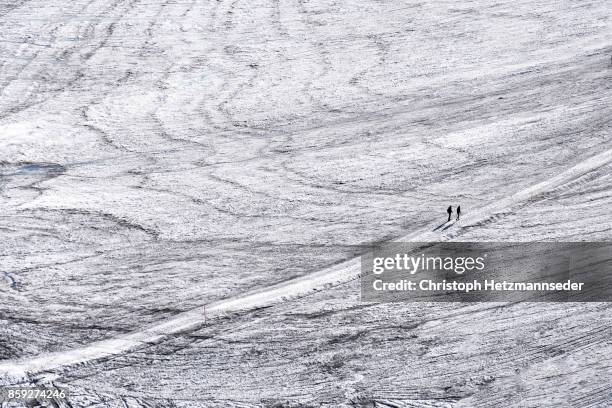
[{"xmin": 0, "ymin": 0, "xmax": 611, "ymax": 406}]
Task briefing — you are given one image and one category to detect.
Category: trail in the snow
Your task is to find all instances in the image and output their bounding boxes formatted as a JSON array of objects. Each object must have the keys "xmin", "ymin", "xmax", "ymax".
[{"xmin": 2, "ymin": 146, "xmax": 612, "ymax": 383}]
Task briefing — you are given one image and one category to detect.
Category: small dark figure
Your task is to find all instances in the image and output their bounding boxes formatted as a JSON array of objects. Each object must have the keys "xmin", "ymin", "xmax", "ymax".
[
  {"xmin": 447, "ymin": 205, "xmax": 452, "ymax": 222},
  {"xmin": 456, "ymin": 206, "xmax": 461, "ymax": 220}
]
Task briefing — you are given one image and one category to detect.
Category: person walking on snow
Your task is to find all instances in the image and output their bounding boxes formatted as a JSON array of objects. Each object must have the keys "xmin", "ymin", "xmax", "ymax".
[
  {"xmin": 456, "ymin": 206, "xmax": 461, "ymax": 220},
  {"xmin": 447, "ymin": 205, "xmax": 452, "ymax": 222}
]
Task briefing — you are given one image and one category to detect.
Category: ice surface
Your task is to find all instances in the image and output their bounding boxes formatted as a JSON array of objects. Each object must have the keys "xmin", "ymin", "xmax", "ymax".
[{"xmin": 0, "ymin": 0, "xmax": 610, "ymax": 406}]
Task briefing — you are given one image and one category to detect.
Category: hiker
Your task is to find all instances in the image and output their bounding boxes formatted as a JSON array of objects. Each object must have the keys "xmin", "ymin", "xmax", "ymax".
[
  {"xmin": 447, "ymin": 205, "xmax": 452, "ymax": 222},
  {"xmin": 456, "ymin": 205, "xmax": 461, "ymax": 220}
]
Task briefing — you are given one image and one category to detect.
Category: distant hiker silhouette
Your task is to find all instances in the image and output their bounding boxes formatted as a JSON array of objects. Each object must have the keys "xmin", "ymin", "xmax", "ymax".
[
  {"xmin": 447, "ymin": 205, "xmax": 452, "ymax": 222},
  {"xmin": 456, "ymin": 206, "xmax": 461, "ymax": 220}
]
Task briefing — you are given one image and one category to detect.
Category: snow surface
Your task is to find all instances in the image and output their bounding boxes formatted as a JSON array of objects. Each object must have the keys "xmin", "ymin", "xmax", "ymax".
[{"xmin": 0, "ymin": 0, "xmax": 611, "ymax": 406}]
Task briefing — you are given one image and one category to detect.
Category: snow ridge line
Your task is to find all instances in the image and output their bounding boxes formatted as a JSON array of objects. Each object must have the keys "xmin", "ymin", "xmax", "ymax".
[{"xmin": 1, "ymin": 147, "xmax": 612, "ymax": 382}]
